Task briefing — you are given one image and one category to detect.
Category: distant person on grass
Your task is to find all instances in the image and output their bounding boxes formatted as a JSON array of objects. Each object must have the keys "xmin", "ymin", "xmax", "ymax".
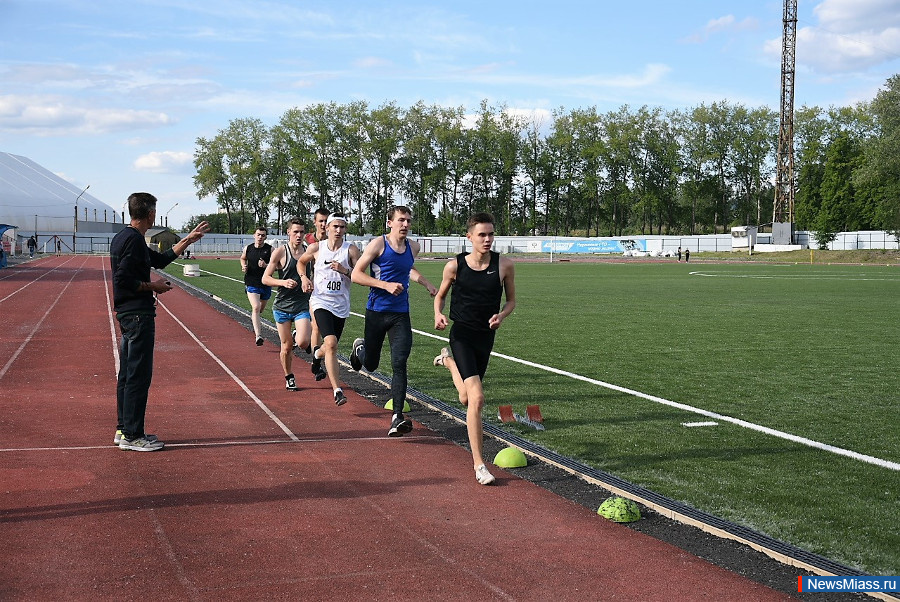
[
  {"xmin": 241, "ymin": 226, "xmax": 273, "ymax": 346},
  {"xmin": 262, "ymin": 217, "xmax": 312, "ymax": 391},
  {"xmin": 298, "ymin": 213, "xmax": 360, "ymax": 407},
  {"xmin": 349, "ymin": 205, "xmax": 437, "ymax": 437},
  {"xmin": 111, "ymin": 192, "xmax": 209, "ymax": 451},
  {"xmin": 433, "ymin": 212, "xmax": 516, "ymax": 485},
  {"xmin": 305, "ymin": 207, "xmax": 330, "ymax": 380}
]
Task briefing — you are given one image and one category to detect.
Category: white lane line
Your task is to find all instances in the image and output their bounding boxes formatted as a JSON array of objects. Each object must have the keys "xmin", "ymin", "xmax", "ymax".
[
  {"xmin": 0, "ymin": 258, "xmax": 85, "ymax": 381},
  {"xmin": 102, "ymin": 258, "xmax": 120, "ymax": 375},
  {"xmin": 683, "ymin": 421, "xmax": 719, "ymax": 428},
  {"xmin": 0, "ymin": 256, "xmax": 79, "ymax": 303},
  {"xmin": 158, "ymin": 297, "xmax": 300, "ymax": 441},
  {"xmin": 0, "ymin": 435, "xmax": 436, "ymax": 453},
  {"xmin": 200, "ymin": 264, "xmax": 900, "ymax": 472}
]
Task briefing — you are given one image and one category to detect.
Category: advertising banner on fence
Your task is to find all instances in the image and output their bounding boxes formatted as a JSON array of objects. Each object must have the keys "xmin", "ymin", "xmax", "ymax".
[{"xmin": 527, "ymin": 239, "xmax": 647, "ymax": 254}]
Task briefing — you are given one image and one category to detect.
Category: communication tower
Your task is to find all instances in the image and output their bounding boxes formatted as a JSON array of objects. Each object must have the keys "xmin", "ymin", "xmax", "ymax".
[{"xmin": 772, "ymin": 0, "xmax": 797, "ymax": 244}]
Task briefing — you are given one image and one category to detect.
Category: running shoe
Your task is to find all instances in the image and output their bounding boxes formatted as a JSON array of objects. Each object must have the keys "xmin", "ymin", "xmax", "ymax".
[
  {"xmin": 475, "ymin": 464, "xmax": 496, "ymax": 485},
  {"xmin": 350, "ymin": 338, "xmax": 365, "ymax": 371},
  {"xmin": 256, "ymin": 336, "xmax": 264, "ymax": 346},
  {"xmin": 433, "ymin": 347, "xmax": 451, "ymax": 367},
  {"xmin": 311, "ymin": 346, "xmax": 322, "ymax": 374},
  {"xmin": 114, "ymin": 430, "xmax": 157, "ymax": 445},
  {"xmin": 119, "ymin": 436, "xmax": 164, "ymax": 452},
  {"xmin": 334, "ymin": 389, "xmax": 347, "ymax": 406},
  {"xmin": 285, "ymin": 374, "xmax": 299, "ymax": 391},
  {"xmin": 387, "ymin": 414, "xmax": 413, "ymax": 437}
]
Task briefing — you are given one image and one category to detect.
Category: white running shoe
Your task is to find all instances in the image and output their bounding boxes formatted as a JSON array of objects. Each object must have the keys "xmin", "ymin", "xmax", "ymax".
[{"xmin": 475, "ymin": 464, "xmax": 495, "ymax": 485}]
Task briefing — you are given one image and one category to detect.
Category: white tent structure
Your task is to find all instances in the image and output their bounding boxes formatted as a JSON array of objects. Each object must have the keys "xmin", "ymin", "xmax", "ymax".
[{"xmin": 0, "ymin": 151, "xmax": 121, "ymax": 234}]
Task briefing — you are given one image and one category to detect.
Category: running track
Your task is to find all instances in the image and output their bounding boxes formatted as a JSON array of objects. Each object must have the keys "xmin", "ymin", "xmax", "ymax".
[{"xmin": 0, "ymin": 256, "xmax": 795, "ymax": 601}]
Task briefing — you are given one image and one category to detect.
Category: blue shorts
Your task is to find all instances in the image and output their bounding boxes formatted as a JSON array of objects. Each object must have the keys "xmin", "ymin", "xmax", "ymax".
[
  {"xmin": 246, "ymin": 285, "xmax": 272, "ymax": 301},
  {"xmin": 273, "ymin": 309, "xmax": 311, "ymax": 324}
]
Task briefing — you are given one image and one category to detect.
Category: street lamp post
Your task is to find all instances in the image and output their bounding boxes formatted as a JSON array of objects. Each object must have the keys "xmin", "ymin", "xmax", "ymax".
[
  {"xmin": 164, "ymin": 203, "xmax": 179, "ymax": 229},
  {"xmin": 74, "ymin": 184, "xmax": 90, "ymax": 254}
]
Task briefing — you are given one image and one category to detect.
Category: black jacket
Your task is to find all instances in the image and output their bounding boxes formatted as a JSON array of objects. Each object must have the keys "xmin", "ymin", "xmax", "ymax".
[{"xmin": 110, "ymin": 226, "xmax": 176, "ymax": 316}]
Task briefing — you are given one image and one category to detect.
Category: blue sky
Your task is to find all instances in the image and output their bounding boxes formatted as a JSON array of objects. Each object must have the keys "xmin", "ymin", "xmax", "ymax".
[{"xmin": 2, "ymin": 0, "xmax": 899, "ymax": 229}]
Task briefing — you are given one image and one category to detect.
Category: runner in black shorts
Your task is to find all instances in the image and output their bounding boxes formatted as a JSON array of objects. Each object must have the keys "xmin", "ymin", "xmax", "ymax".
[{"xmin": 433, "ymin": 212, "xmax": 516, "ymax": 485}]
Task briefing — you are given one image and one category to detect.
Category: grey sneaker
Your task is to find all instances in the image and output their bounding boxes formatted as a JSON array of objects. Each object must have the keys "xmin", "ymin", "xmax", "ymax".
[
  {"xmin": 475, "ymin": 464, "xmax": 496, "ymax": 485},
  {"xmin": 334, "ymin": 389, "xmax": 347, "ymax": 406},
  {"xmin": 388, "ymin": 414, "xmax": 412, "ymax": 437},
  {"xmin": 433, "ymin": 347, "xmax": 451, "ymax": 367},
  {"xmin": 119, "ymin": 436, "xmax": 165, "ymax": 452},
  {"xmin": 285, "ymin": 374, "xmax": 298, "ymax": 391},
  {"xmin": 350, "ymin": 338, "xmax": 365, "ymax": 371},
  {"xmin": 114, "ymin": 430, "xmax": 157, "ymax": 445}
]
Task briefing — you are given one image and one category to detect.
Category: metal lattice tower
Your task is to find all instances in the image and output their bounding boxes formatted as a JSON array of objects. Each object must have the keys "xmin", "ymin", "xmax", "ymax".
[{"xmin": 773, "ymin": 0, "xmax": 797, "ymax": 231}]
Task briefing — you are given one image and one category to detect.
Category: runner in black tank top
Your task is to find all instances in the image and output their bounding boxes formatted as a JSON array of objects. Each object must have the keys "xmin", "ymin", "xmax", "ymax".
[{"xmin": 433, "ymin": 212, "xmax": 517, "ymax": 485}]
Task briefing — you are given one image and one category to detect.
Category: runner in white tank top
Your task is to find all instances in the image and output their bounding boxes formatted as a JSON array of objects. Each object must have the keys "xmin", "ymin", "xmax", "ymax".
[
  {"xmin": 298, "ymin": 214, "xmax": 361, "ymax": 406},
  {"xmin": 310, "ymin": 240, "xmax": 352, "ymax": 318}
]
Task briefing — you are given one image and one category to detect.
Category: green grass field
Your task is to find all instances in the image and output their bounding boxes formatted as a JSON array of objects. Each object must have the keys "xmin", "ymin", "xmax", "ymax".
[{"xmin": 164, "ymin": 255, "xmax": 900, "ymax": 575}]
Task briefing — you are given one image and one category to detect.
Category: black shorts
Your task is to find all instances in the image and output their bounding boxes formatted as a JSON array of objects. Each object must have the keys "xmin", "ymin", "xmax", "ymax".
[
  {"xmin": 449, "ymin": 323, "xmax": 495, "ymax": 381},
  {"xmin": 313, "ymin": 308, "xmax": 346, "ymax": 341}
]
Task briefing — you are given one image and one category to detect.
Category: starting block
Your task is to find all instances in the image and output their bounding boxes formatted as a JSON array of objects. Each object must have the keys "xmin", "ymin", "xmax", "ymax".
[{"xmin": 498, "ymin": 404, "xmax": 546, "ymax": 430}]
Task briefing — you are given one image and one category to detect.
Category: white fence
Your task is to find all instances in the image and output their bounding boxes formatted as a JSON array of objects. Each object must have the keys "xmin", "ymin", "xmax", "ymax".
[{"xmin": 7, "ymin": 230, "xmax": 899, "ymax": 256}]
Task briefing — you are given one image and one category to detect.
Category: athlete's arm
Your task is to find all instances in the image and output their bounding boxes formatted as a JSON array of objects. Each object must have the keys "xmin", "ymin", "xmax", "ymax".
[
  {"xmin": 262, "ymin": 246, "xmax": 295, "ymax": 289},
  {"xmin": 489, "ymin": 258, "xmax": 516, "ymax": 330},
  {"xmin": 351, "ymin": 237, "xmax": 398, "ymax": 292},
  {"xmin": 297, "ymin": 243, "xmax": 318, "ymax": 293},
  {"xmin": 434, "ymin": 259, "xmax": 457, "ymax": 331},
  {"xmin": 240, "ymin": 245, "xmax": 248, "ymax": 273}
]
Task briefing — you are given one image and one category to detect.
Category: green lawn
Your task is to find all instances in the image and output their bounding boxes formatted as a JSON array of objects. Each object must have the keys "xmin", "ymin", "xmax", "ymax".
[{"xmin": 164, "ymin": 256, "xmax": 900, "ymax": 575}]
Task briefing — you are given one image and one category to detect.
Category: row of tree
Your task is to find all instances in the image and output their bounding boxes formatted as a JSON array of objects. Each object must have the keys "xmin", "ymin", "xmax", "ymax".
[{"xmin": 190, "ymin": 75, "xmax": 900, "ymax": 243}]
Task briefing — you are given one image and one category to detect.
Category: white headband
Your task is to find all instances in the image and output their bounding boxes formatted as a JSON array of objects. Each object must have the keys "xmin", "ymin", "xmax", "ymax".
[{"xmin": 325, "ymin": 214, "xmax": 346, "ymax": 226}]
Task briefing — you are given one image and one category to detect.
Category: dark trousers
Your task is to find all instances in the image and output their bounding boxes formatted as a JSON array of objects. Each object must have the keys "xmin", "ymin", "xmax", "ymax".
[
  {"xmin": 116, "ymin": 314, "xmax": 156, "ymax": 439},
  {"xmin": 363, "ymin": 310, "xmax": 412, "ymax": 408}
]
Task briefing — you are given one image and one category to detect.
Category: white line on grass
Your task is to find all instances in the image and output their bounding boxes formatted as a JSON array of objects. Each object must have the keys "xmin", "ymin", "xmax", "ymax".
[
  {"xmin": 690, "ymin": 270, "xmax": 900, "ymax": 281},
  {"xmin": 198, "ymin": 263, "xmax": 900, "ymax": 472}
]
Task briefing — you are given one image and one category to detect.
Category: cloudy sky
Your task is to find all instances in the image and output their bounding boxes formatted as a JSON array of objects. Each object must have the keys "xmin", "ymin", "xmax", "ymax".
[{"xmin": 1, "ymin": 0, "xmax": 899, "ymax": 229}]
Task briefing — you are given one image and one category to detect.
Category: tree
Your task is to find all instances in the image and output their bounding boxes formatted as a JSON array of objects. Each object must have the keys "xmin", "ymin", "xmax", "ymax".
[{"xmin": 856, "ymin": 74, "xmax": 900, "ymax": 239}]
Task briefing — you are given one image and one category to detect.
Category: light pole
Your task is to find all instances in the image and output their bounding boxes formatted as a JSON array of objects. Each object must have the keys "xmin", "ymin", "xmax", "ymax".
[
  {"xmin": 164, "ymin": 203, "xmax": 179, "ymax": 229},
  {"xmin": 74, "ymin": 184, "xmax": 89, "ymax": 254}
]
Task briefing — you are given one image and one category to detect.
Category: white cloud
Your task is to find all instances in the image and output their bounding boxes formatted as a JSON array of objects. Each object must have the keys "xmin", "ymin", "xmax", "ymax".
[
  {"xmin": 813, "ymin": 0, "xmax": 900, "ymax": 33},
  {"xmin": 682, "ymin": 14, "xmax": 759, "ymax": 43},
  {"xmin": 133, "ymin": 150, "xmax": 193, "ymax": 174},
  {"xmin": 765, "ymin": 0, "xmax": 900, "ymax": 74},
  {"xmin": 0, "ymin": 94, "xmax": 172, "ymax": 135}
]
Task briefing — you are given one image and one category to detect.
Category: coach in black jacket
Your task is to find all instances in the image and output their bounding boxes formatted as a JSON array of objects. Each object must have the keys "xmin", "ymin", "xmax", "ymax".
[{"xmin": 110, "ymin": 192, "xmax": 209, "ymax": 451}]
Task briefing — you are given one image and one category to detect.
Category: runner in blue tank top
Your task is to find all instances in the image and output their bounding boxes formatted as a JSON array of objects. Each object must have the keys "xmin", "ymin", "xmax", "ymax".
[{"xmin": 350, "ymin": 206, "xmax": 437, "ymax": 437}]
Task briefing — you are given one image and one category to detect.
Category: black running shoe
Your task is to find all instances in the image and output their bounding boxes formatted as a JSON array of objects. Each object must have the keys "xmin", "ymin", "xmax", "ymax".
[
  {"xmin": 388, "ymin": 414, "xmax": 412, "ymax": 437},
  {"xmin": 285, "ymin": 374, "xmax": 298, "ymax": 391},
  {"xmin": 350, "ymin": 338, "xmax": 365, "ymax": 371},
  {"xmin": 315, "ymin": 367, "xmax": 328, "ymax": 381},
  {"xmin": 334, "ymin": 389, "xmax": 347, "ymax": 406},
  {"xmin": 256, "ymin": 336, "xmax": 264, "ymax": 346},
  {"xmin": 311, "ymin": 346, "xmax": 322, "ymax": 374}
]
